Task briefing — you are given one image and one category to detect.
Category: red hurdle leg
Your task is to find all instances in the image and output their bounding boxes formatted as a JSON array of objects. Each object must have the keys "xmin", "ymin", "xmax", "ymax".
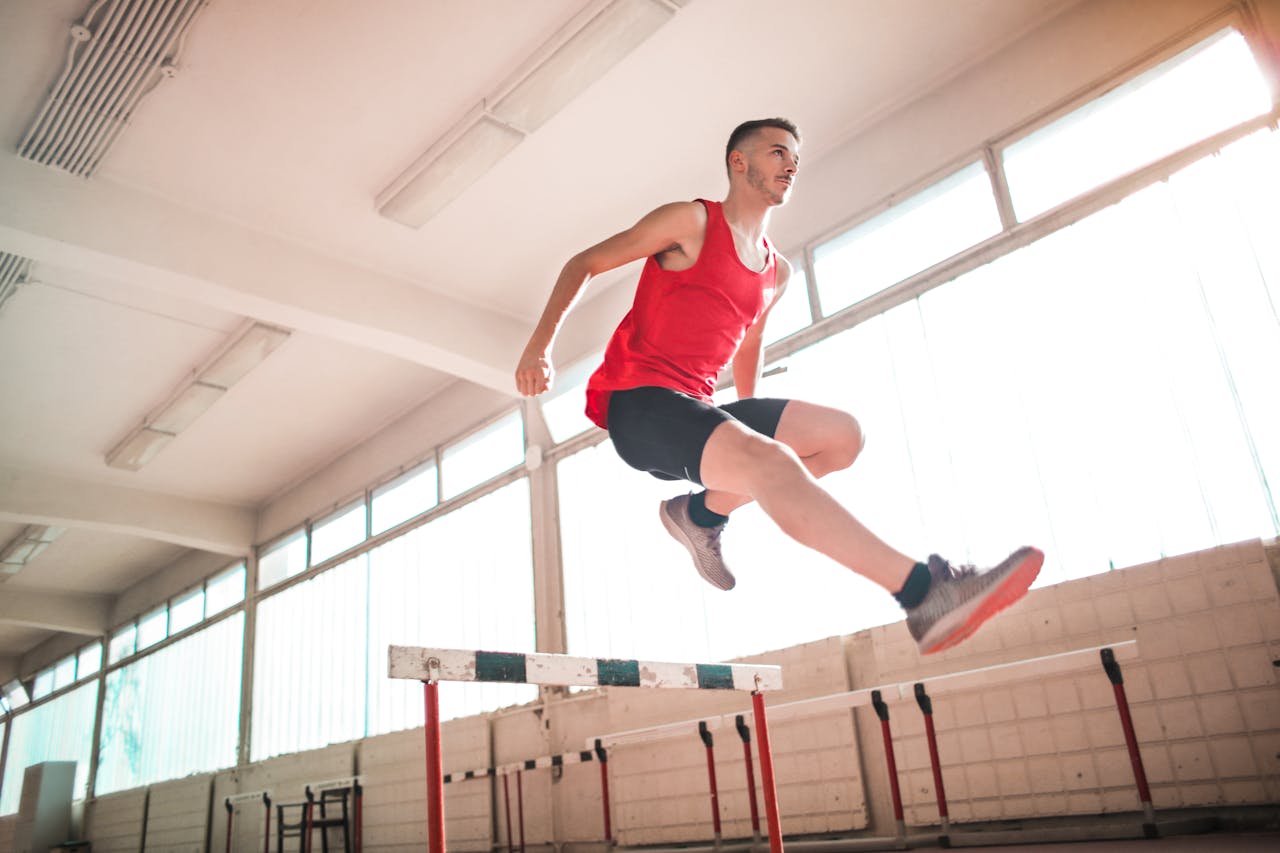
[
  {"xmin": 517, "ymin": 770, "xmax": 526, "ymax": 853},
  {"xmin": 424, "ymin": 680, "xmax": 446, "ymax": 853},
  {"xmin": 1102, "ymin": 648, "xmax": 1157, "ymax": 838},
  {"xmin": 594, "ymin": 739, "xmax": 613, "ymax": 844},
  {"xmin": 914, "ymin": 684, "xmax": 950, "ymax": 840},
  {"xmin": 735, "ymin": 714, "xmax": 762, "ymax": 841},
  {"xmin": 872, "ymin": 690, "xmax": 905, "ymax": 842},
  {"xmin": 698, "ymin": 721, "xmax": 722, "ymax": 845},
  {"xmin": 503, "ymin": 774, "xmax": 514, "ymax": 853},
  {"xmin": 751, "ymin": 691, "xmax": 785, "ymax": 853}
]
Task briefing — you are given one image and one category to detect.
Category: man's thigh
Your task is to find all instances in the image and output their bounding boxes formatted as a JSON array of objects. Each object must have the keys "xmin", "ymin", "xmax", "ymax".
[
  {"xmin": 769, "ymin": 399, "xmax": 864, "ymax": 459},
  {"xmin": 606, "ymin": 388, "xmax": 789, "ymax": 485}
]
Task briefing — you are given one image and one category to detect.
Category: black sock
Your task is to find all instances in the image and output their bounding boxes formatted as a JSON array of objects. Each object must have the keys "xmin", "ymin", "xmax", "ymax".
[
  {"xmin": 894, "ymin": 562, "xmax": 931, "ymax": 609},
  {"xmin": 688, "ymin": 491, "xmax": 729, "ymax": 528}
]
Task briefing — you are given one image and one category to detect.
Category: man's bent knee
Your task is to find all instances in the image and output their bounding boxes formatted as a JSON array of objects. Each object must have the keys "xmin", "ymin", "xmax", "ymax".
[
  {"xmin": 700, "ymin": 422, "xmax": 806, "ymax": 496},
  {"xmin": 809, "ymin": 411, "xmax": 864, "ymax": 475},
  {"xmin": 834, "ymin": 412, "xmax": 865, "ymax": 470}
]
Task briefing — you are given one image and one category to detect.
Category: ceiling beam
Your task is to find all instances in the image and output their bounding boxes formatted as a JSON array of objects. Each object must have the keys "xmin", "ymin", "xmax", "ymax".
[
  {"xmin": 0, "ymin": 589, "xmax": 109, "ymax": 636},
  {"xmin": 0, "ymin": 465, "xmax": 254, "ymax": 556},
  {"xmin": 0, "ymin": 155, "xmax": 524, "ymax": 395}
]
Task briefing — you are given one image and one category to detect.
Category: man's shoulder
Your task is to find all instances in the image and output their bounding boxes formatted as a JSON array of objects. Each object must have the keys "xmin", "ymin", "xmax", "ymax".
[
  {"xmin": 638, "ymin": 200, "xmax": 709, "ymax": 241},
  {"xmin": 650, "ymin": 199, "xmax": 709, "ymax": 222}
]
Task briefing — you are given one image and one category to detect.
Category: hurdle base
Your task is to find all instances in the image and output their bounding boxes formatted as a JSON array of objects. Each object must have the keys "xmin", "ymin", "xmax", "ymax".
[
  {"xmin": 617, "ymin": 834, "xmax": 927, "ymax": 853},
  {"xmin": 945, "ymin": 814, "xmax": 1219, "ymax": 847}
]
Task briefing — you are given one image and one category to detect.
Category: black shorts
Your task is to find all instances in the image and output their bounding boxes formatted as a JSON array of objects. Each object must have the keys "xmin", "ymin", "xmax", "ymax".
[{"xmin": 606, "ymin": 387, "xmax": 790, "ymax": 486}]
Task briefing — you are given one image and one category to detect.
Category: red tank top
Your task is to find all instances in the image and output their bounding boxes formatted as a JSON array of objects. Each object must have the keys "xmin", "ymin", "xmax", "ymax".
[{"xmin": 584, "ymin": 200, "xmax": 777, "ymax": 429}]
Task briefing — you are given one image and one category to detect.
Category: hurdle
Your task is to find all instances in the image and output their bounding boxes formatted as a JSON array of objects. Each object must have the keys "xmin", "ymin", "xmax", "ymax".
[
  {"xmin": 223, "ymin": 790, "xmax": 270, "ymax": 853},
  {"xmin": 591, "ymin": 641, "xmax": 1164, "ymax": 852},
  {"xmin": 389, "ymin": 646, "xmax": 785, "ymax": 853},
  {"xmin": 442, "ymin": 740, "xmax": 612, "ymax": 845}
]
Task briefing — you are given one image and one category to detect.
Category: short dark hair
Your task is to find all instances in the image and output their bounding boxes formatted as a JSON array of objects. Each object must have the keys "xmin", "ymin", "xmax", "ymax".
[{"xmin": 725, "ymin": 118, "xmax": 800, "ymax": 173}]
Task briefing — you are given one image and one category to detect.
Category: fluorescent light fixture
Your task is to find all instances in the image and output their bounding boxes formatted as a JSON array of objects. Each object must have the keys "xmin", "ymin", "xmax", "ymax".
[
  {"xmin": 377, "ymin": 111, "xmax": 524, "ymax": 228},
  {"xmin": 1, "ymin": 524, "xmax": 66, "ymax": 576},
  {"xmin": 378, "ymin": 0, "xmax": 681, "ymax": 228},
  {"xmin": 200, "ymin": 323, "xmax": 290, "ymax": 387},
  {"xmin": 106, "ymin": 427, "xmax": 175, "ymax": 471},
  {"xmin": 106, "ymin": 321, "xmax": 291, "ymax": 471},
  {"xmin": 148, "ymin": 381, "xmax": 224, "ymax": 433},
  {"xmin": 490, "ymin": 0, "xmax": 674, "ymax": 133}
]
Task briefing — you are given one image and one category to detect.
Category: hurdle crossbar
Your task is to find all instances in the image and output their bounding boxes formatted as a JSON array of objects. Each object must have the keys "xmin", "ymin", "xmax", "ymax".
[
  {"xmin": 443, "ymin": 747, "xmax": 599, "ymax": 783},
  {"xmin": 306, "ymin": 775, "xmax": 360, "ymax": 793},
  {"xmin": 389, "ymin": 646, "xmax": 783, "ymax": 691},
  {"xmin": 591, "ymin": 640, "xmax": 1138, "ymax": 750}
]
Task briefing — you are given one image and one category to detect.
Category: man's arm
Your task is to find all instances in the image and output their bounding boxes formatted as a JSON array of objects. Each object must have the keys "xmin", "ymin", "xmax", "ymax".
[
  {"xmin": 730, "ymin": 255, "xmax": 792, "ymax": 400},
  {"xmin": 515, "ymin": 201, "xmax": 706, "ymax": 397}
]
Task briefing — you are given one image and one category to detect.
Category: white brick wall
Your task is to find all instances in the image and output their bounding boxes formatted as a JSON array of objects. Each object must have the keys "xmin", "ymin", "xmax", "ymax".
[
  {"xmin": 84, "ymin": 789, "xmax": 146, "ymax": 853},
  {"xmin": 360, "ymin": 714, "xmax": 491, "ymax": 853},
  {"xmin": 0, "ymin": 815, "xmax": 17, "ymax": 853},
  {"xmin": 858, "ymin": 539, "xmax": 1280, "ymax": 829},
  {"xmin": 144, "ymin": 775, "xmax": 211, "ymax": 852}
]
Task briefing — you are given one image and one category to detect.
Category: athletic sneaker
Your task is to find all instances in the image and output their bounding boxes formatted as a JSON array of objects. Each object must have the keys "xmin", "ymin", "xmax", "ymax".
[
  {"xmin": 659, "ymin": 494, "xmax": 736, "ymax": 591},
  {"xmin": 906, "ymin": 547, "xmax": 1044, "ymax": 655}
]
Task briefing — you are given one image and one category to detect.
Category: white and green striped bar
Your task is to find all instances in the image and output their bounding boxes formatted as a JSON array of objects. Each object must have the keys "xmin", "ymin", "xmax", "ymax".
[
  {"xmin": 388, "ymin": 646, "xmax": 783, "ymax": 692},
  {"xmin": 444, "ymin": 748, "xmax": 599, "ymax": 784}
]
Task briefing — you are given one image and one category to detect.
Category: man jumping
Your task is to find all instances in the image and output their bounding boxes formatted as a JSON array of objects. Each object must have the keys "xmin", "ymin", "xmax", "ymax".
[{"xmin": 515, "ymin": 118, "xmax": 1042, "ymax": 654}]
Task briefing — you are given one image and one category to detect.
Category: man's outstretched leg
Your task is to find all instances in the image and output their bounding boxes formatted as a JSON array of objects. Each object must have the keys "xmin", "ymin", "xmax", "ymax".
[{"xmin": 695, "ymin": 417, "xmax": 1042, "ymax": 654}]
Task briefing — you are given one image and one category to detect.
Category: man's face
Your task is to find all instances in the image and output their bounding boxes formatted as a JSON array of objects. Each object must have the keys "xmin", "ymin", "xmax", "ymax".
[{"xmin": 741, "ymin": 127, "xmax": 800, "ymax": 206}]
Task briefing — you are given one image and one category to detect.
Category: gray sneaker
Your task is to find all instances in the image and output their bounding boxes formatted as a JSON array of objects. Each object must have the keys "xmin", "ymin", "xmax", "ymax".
[
  {"xmin": 906, "ymin": 547, "xmax": 1044, "ymax": 655},
  {"xmin": 659, "ymin": 494, "xmax": 735, "ymax": 591}
]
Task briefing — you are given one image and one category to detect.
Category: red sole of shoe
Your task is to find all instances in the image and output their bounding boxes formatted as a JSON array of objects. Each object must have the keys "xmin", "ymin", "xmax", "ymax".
[{"xmin": 922, "ymin": 547, "xmax": 1045, "ymax": 655}]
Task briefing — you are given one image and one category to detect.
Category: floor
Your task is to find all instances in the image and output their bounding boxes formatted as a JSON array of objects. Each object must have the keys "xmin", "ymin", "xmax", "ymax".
[{"xmin": 950, "ymin": 832, "xmax": 1280, "ymax": 851}]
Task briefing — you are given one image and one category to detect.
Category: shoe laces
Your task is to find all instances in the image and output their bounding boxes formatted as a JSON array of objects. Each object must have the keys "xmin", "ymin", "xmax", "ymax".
[
  {"xmin": 928, "ymin": 554, "xmax": 977, "ymax": 582},
  {"xmin": 702, "ymin": 523, "xmax": 725, "ymax": 555}
]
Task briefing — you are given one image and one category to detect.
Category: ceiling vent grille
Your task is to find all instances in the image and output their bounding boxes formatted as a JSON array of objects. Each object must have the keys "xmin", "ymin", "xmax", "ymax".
[
  {"xmin": 18, "ymin": 0, "xmax": 209, "ymax": 177},
  {"xmin": 0, "ymin": 253, "xmax": 34, "ymax": 312}
]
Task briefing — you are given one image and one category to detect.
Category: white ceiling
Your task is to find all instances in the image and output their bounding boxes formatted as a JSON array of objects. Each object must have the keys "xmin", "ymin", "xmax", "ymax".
[{"xmin": 0, "ymin": 0, "xmax": 1079, "ymax": 671}]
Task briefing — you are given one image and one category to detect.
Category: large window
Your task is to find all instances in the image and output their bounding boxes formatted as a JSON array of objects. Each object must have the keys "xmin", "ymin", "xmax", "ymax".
[
  {"xmin": 0, "ymin": 682, "xmax": 98, "ymax": 815},
  {"xmin": 96, "ymin": 614, "xmax": 244, "ymax": 795},
  {"xmin": 1005, "ymin": 29, "xmax": 1272, "ymax": 221},
  {"xmin": 813, "ymin": 161, "xmax": 1001, "ymax": 313},
  {"xmin": 310, "ymin": 500, "xmax": 367, "ymax": 565},
  {"xmin": 366, "ymin": 479, "xmax": 537, "ymax": 730},
  {"xmin": 790, "ymin": 127, "xmax": 1277, "ymax": 583},
  {"xmin": 258, "ymin": 528, "xmax": 307, "ymax": 589},
  {"xmin": 764, "ymin": 261, "xmax": 813, "ymax": 345},
  {"xmin": 372, "ymin": 460, "xmax": 439, "ymax": 534},
  {"xmin": 252, "ymin": 555, "xmax": 369, "ymax": 760},
  {"xmin": 440, "ymin": 411, "xmax": 525, "ymax": 499},
  {"xmin": 252, "ymin": 480, "xmax": 536, "ymax": 760}
]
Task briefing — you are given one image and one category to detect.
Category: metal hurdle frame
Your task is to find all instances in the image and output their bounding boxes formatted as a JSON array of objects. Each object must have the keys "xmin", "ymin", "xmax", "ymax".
[
  {"xmin": 442, "ymin": 739, "xmax": 613, "ymax": 849},
  {"xmin": 389, "ymin": 646, "xmax": 786, "ymax": 853},
  {"xmin": 223, "ymin": 790, "xmax": 271, "ymax": 853},
  {"xmin": 590, "ymin": 640, "xmax": 1185, "ymax": 853}
]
